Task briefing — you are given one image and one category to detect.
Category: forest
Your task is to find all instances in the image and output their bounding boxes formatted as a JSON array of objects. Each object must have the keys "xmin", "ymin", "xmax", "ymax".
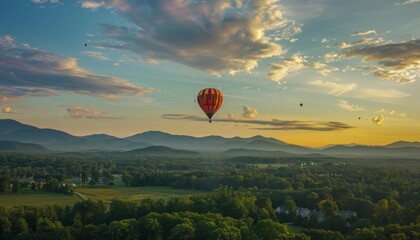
[{"xmin": 0, "ymin": 153, "xmax": 419, "ymax": 239}]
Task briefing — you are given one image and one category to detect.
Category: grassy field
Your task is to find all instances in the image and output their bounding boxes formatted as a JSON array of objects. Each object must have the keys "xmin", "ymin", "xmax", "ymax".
[
  {"xmin": 75, "ymin": 186, "xmax": 206, "ymax": 204},
  {"xmin": 0, "ymin": 188, "xmax": 80, "ymax": 207},
  {"xmin": 0, "ymin": 186, "xmax": 205, "ymax": 207},
  {"xmin": 288, "ymin": 225, "xmax": 306, "ymax": 233},
  {"xmin": 1, "ymin": 175, "xmax": 206, "ymax": 207},
  {"xmin": 253, "ymin": 163, "xmax": 289, "ymax": 168}
]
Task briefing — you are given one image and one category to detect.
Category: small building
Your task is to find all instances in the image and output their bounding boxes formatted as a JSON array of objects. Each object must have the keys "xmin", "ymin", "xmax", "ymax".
[
  {"xmin": 275, "ymin": 206, "xmax": 289, "ymax": 215},
  {"xmin": 339, "ymin": 210, "xmax": 357, "ymax": 219},
  {"xmin": 296, "ymin": 207, "xmax": 311, "ymax": 219}
]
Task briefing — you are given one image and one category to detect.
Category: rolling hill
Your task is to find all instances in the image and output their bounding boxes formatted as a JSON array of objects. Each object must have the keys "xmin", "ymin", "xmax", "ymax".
[
  {"xmin": 0, "ymin": 141, "xmax": 49, "ymax": 152},
  {"xmin": 1, "ymin": 119, "xmax": 420, "ymax": 159}
]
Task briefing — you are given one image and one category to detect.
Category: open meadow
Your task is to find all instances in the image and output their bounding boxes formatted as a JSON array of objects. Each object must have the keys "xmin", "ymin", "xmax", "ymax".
[
  {"xmin": 74, "ymin": 186, "xmax": 205, "ymax": 204},
  {"xmin": 0, "ymin": 188, "xmax": 80, "ymax": 207}
]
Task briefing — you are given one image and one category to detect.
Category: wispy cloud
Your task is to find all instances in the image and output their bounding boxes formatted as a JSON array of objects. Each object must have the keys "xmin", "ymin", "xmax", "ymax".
[
  {"xmin": 0, "ymin": 36, "xmax": 152, "ymax": 100},
  {"xmin": 81, "ymin": 1, "xmax": 105, "ymax": 9},
  {"xmin": 351, "ymin": 30, "xmax": 376, "ymax": 36},
  {"xmin": 354, "ymin": 66, "xmax": 416, "ymax": 84},
  {"xmin": 398, "ymin": 0, "xmax": 420, "ymax": 5},
  {"xmin": 336, "ymin": 37, "xmax": 384, "ymax": 49},
  {"xmin": 309, "ymin": 80, "xmax": 357, "ymax": 96},
  {"xmin": 82, "ymin": 51, "xmax": 110, "ymax": 61},
  {"xmin": 85, "ymin": 0, "xmax": 303, "ymax": 76},
  {"xmin": 360, "ymin": 88, "xmax": 411, "ymax": 98},
  {"xmin": 2, "ymin": 106, "xmax": 19, "ymax": 114},
  {"xmin": 337, "ymin": 100, "xmax": 366, "ymax": 112},
  {"xmin": 1, "ymin": 96, "xmax": 18, "ymax": 104},
  {"xmin": 323, "ymin": 52, "xmax": 341, "ymax": 63},
  {"xmin": 66, "ymin": 106, "xmax": 119, "ymax": 119},
  {"xmin": 268, "ymin": 55, "xmax": 338, "ymax": 82},
  {"xmin": 345, "ymin": 39, "xmax": 419, "ymax": 83},
  {"xmin": 268, "ymin": 55, "xmax": 307, "ymax": 82},
  {"xmin": 307, "ymin": 62, "xmax": 339, "ymax": 76},
  {"xmin": 32, "ymin": 0, "xmax": 59, "ymax": 4},
  {"xmin": 372, "ymin": 115, "xmax": 384, "ymax": 126},
  {"xmin": 377, "ymin": 109, "xmax": 406, "ymax": 117},
  {"xmin": 242, "ymin": 106, "xmax": 258, "ymax": 119},
  {"xmin": 161, "ymin": 114, "xmax": 353, "ymax": 131}
]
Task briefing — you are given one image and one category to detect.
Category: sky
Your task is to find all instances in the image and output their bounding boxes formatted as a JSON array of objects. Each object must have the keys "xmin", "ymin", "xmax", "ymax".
[{"xmin": 0, "ymin": 0, "xmax": 419, "ymax": 147}]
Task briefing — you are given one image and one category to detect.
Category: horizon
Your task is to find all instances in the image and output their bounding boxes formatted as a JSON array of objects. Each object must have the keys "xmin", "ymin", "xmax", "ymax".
[
  {"xmin": 1, "ymin": 1, "xmax": 419, "ymax": 147},
  {"xmin": 1, "ymin": 118, "xmax": 418, "ymax": 148}
]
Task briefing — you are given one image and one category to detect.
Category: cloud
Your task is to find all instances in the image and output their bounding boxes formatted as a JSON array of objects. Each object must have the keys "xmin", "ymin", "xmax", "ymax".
[
  {"xmin": 360, "ymin": 89, "xmax": 411, "ymax": 98},
  {"xmin": 242, "ymin": 106, "xmax": 258, "ymax": 119},
  {"xmin": 399, "ymin": 0, "xmax": 420, "ymax": 5},
  {"xmin": 268, "ymin": 55, "xmax": 338, "ymax": 82},
  {"xmin": 336, "ymin": 37, "xmax": 384, "ymax": 49},
  {"xmin": 309, "ymin": 80, "xmax": 357, "ymax": 96},
  {"xmin": 81, "ymin": 1, "xmax": 105, "ymax": 9},
  {"xmin": 1, "ymin": 96, "xmax": 18, "ymax": 104},
  {"xmin": 161, "ymin": 114, "xmax": 353, "ymax": 131},
  {"xmin": 377, "ymin": 109, "xmax": 406, "ymax": 117},
  {"xmin": 0, "ymin": 36, "xmax": 152, "ymax": 100},
  {"xmin": 82, "ymin": 51, "xmax": 110, "ymax": 61},
  {"xmin": 323, "ymin": 52, "xmax": 340, "ymax": 63},
  {"xmin": 351, "ymin": 30, "xmax": 376, "ymax": 36},
  {"xmin": 87, "ymin": 0, "xmax": 303, "ymax": 76},
  {"xmin": 307, "ymin": 62, "xmax": 339, "ymax": 76},
  {"xmin": 2, "ymin": 106, "xmax": 19, "ymax": 114},
  {"xmin": 32, "ymin": 0, "xmax": 59, "ymax": 4},
  {"xmin": 337, "ymin": 100, "xmax": 366, "ymax": 112},
  {"xmin": 372, "ymin": 115, "xmax": 384, "ymax": 126},
  {"xmin": 344, "ymin": 39, "xmax": 419, "ymax": 83},
  {"xmin": 66, "ymin": 106, "xmax": 118, "ymax": 119},
  {"xmin": 354, "ymin": 66, "xmax": 416, "ymax": 84},
  {"xmin": 0, "ymin": 87, "xmax": 57, "ymax": 100},
  {"xmin": 268, "ymin": 55, "xmax": 307, "ymax": 82}
]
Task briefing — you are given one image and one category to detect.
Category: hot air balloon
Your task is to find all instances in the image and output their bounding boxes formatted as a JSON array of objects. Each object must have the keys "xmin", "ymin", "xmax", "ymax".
[{"xmin": 197, "ymin": 88, "xmax": 223, "ymax": 123}]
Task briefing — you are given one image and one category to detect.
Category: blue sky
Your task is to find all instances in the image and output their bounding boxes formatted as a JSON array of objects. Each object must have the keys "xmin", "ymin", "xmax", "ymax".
[{"xmin": 0, "ymin": 0, "xmax": 419, "ymax": 146}]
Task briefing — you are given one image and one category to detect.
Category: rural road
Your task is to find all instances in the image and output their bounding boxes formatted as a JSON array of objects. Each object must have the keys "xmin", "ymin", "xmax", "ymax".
[{"xmin": 74, "ymin": 192, "xmax": 88, "ymax": 201}]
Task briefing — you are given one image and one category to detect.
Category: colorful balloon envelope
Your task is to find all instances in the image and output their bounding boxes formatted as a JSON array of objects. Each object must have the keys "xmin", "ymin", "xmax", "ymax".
[{"xmin": 197, "ymin": 88, "xmax": 223, "ymax": 123}]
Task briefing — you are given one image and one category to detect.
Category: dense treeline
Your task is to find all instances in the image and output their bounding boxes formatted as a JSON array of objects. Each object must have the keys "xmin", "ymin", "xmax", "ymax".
[
  {"xmin": 1, "ymin": 187, "xmax": 419, "ymax": 239},
  {"xmin": 0, "ymin": 187, "xmax": 307, "ymax": 240},
  {"xmin": 0, "ymin": 153, "xmax": 419, "ymax": 239}
]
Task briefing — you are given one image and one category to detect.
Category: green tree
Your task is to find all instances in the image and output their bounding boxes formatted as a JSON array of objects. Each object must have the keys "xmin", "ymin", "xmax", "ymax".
[
  {"xmin": 305, "ymin": 229, "xmax": 345, "ymax": 240},
  {"xmin": 168, "ymin": 223, "xmax": 195, "ymax": 240},
  {"xmin": 34, "ymin": 217, "xmax": 71, "ymax": 240},
  {"xmin": 284, "ymin": 196, "xmax": 297, "ymax": 215},
  {"xmin": 254, "ymin": 219, "xmax": 289, "ymax": 240},
  {"xmin": 107, "ymin": 219, "xmax": 138, "ymax": 240},
  {"xmin": 10, "ymin": 179, "xmax": 20, "ymax": 193},
  {"xmin": 318, "ymin": 200, "xmax": 338, "ymax": 217},
  {"xmin": 12, "ymin": 217, "xmax": 29, "ymax": 237},
  {"xmin": 0, "ymin": 176, "xmax": 9, "ymax": 192},
  {"xmin": 0, "ymin": 216, "xmax": 12, "ymax": 239}
]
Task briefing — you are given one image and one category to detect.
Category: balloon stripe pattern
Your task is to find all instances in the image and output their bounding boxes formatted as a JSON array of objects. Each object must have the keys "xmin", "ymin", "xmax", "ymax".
[{"xmin": 197, "ymin": 88, "xmax": 223, "ymax": 123}]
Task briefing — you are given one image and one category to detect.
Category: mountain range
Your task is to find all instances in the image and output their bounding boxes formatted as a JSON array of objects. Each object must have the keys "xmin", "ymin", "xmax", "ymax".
[{"xmin": 1, "ymin": 119, "xmax": 420, "ymax": 159}]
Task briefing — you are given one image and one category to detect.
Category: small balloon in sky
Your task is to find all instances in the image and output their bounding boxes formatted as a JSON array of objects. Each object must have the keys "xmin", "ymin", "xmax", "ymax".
[{"xmin": 300, "ymin": 103, "xmax": 303, "ymax": 107}]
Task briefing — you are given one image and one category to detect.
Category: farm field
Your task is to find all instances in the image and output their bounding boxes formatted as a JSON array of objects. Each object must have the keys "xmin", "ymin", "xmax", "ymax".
[
  {"xmin": 0, "ymin": 188, "xmax": 80, "ymax": 207},
  {"xmin": 75, "ymin": 186, "xmax": 206, "ymax": 204}
]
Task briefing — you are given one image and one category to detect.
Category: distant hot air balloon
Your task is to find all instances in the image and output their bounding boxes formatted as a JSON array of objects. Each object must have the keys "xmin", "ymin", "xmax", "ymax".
[
  {"xmin": 300, "ymin": 103, "xmax": 303, "ymax": 107},
  {"xmin": 197, "ymin": 88, "xmax": 223, "ymax": 123}
]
